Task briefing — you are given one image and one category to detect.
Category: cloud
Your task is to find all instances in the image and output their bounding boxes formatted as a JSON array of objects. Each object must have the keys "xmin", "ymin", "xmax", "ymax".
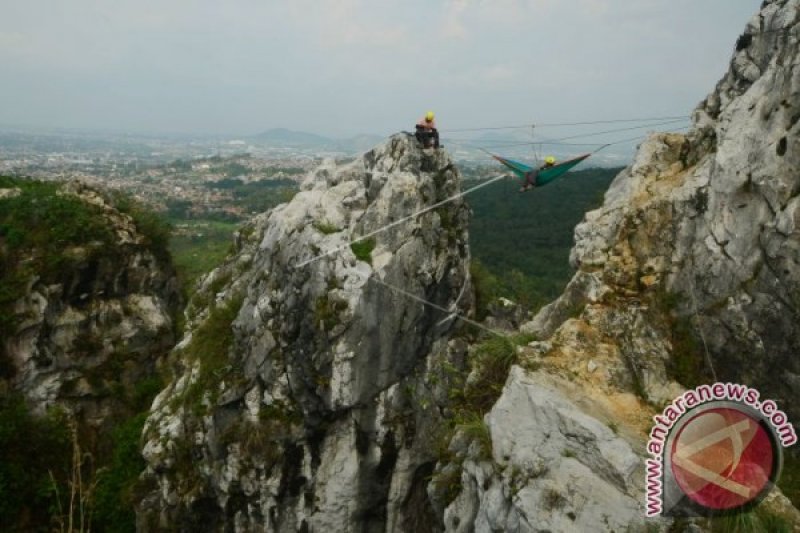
[
  {"xmin": 287, "ymin": 0, "xmax": 410, "ymax": 49},
  {"xmin": 0, "ymin": 0, "xmax": 763, "ymax": 136},
  {"xmin": 582, "ymin": 0, "xmax": 610, "ymax": 15},
  {"xmin": 442, "ymin": 0, "xmax": 469, "ymax": 40},
  {"xmin": 0, "ymin": 31, "xmax": 24, "ymax": 47},
  {"xmin": 475, "ymin": 63, "xmax": 519, "ymax": 88}
]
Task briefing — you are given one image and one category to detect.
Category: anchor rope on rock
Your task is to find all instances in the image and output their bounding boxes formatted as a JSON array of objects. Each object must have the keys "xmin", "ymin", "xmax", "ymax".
[
  {"xmin": 688, "ymin": 266, "xmax": 718, "ymax": 383},
  {"xmin": 368, "ymin": 275, "xmax": 508, "ymax": 339}
]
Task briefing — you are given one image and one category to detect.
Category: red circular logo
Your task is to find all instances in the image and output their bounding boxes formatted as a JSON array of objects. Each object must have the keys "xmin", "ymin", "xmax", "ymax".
[{"xmin": 670, "ymin": 407, "xmax": 776, "ymax": 511}]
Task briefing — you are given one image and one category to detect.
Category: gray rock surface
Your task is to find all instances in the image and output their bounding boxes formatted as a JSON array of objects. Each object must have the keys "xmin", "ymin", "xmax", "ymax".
[{"xmin": 440, "ymin": 367, "xmax": 657, "ymax": 533}]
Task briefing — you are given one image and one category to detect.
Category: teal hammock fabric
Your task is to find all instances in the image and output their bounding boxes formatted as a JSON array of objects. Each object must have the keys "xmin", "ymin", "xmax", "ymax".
[{"xmin": 491, "ymin": 153, "xmax": 591, "ymax": 186}]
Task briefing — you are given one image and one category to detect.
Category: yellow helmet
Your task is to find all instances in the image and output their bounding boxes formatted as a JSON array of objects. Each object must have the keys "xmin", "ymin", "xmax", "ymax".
[
  {"xmin": 425, "ymin": 111, "xmax": 435, "ymax": 122},
  {"xmin": 545, "ymin": 156, "xmax": 556, "ymax": 165}
]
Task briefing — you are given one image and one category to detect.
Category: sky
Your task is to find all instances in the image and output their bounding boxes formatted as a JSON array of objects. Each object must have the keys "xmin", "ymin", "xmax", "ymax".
[{"xmin": 0, "ymin": 0, "xmax": 762, "ymax": 138}]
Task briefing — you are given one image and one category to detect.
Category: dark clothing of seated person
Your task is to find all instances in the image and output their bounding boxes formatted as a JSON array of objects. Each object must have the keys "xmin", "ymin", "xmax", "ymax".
[{"xmin": 415, "ymin": 111, "xmax": 440, "ymax": 148}]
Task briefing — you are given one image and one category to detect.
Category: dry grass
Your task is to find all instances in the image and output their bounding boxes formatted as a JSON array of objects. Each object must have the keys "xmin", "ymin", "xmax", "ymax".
[{"xmin": 49, "ymin": 416, "xmax": 97, "ymax": 533}]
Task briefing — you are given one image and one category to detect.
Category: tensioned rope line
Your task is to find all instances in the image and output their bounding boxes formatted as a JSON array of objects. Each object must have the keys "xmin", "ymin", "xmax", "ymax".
[
  {"xmin": 446, "ymin": 122, "xmax": 691, "ymax": 150},
  {"xmin": 536, "ymin": 116, "xmax": 687, "ymax": 128},
  {"xmin": 441, "ymin": 114, "xmax": 689, "ymax": 133},
  {"xmin": 368, "ymin": 276, "xmax": 507, "ymax": 339},
  {"xmin": 475, "ymin": 144, "xmax": 617, "ymax": 158},
  {"xmin": 687, "ymin": 255, "xmax": 717, "ymax": 382},
  {"xmin": 596, "ymin": 126, "xmax": 692, "ymax": 148},
  {"xmin": 444, "ymin": 139, "xmax": 616, "ymax": 147},
  {"xmin": 296, "ymin": 172, "xmax": 508, "ymax": 267},
  {"xmin": 442, "ymin": 118, "xmax": 689, "ymax": 147},
  {"xmin": 553, "ymin": 118, "xmax": 687, "ymax": 142},
  {"xmin": 539, "ymin": 125, "xmax": 692, "ymax": 151},
  {"xmin": 688, "ymin": 281, "xmax": 717, "ymax": 383}
]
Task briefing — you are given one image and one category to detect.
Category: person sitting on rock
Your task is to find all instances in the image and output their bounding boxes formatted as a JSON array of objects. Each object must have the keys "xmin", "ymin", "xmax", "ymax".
[
  {"xmin": 415, "ymin": 111, "xmax": 440, "ymax": 149},
  {"xmin": 520, "ymin": 156, "xmax": 556, "ymax": 192}
]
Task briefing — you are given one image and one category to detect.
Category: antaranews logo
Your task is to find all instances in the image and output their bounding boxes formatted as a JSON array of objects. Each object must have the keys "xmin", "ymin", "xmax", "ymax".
[{"xmin": 645, "ymin": 383, "xmax": 797, "ymax": 517}]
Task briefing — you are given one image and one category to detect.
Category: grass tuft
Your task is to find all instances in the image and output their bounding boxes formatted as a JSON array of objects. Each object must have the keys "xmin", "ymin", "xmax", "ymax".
[
  {"xmin": 313, "ymin": 220, "xmax": 341, "ymax": 235},
  {"xmin": 181, "ymin": 294, "xmax": 244, "ymax": 412},
  {"xmin": 350, "ymin": 238, "xmax": 376, "ymax": 264}
]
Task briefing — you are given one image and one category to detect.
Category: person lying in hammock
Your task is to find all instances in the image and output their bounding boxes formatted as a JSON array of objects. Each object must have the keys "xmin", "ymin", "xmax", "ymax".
[{"xmin": 520, "ymin": 156, "xmax": 556, "ymax": 192}]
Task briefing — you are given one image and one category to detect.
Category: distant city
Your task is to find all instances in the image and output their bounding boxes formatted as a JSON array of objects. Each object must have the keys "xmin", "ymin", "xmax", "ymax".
[{"xmin": 0, "ymin": 125, "xmax": 634, "ymax": 222}]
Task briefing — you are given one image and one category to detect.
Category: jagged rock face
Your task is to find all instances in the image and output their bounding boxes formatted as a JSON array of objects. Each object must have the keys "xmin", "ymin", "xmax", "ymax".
[
  {"xmin": 527, "ymin": 0, "xmax": 800, "ymax": 415},
  {"xmin": 2, "ymin": 181, "xmax": 181, "ymax": 429},
  {"xmin": 443, "ymin": 367, "xmax": 653, "ymax": 533},
  {"xmin": 681, "ymin": 0, "xmax": 800, "ymax": 410},
  {"xmin": 138, "ymin": 135, "xmax": 471, "ymax": 531}
]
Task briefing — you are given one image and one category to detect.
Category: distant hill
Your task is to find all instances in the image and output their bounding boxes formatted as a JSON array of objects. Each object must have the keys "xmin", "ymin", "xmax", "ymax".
[
  {"xmin": 249, "ymin": 128, "xmax": 386, "ymax": 154},
  {"xmin": 339, "ymin": 133, "xmax": 386, "ymax": 152},
  {"xmin": 251, "ymin": 128, "xmax": 334, "ymax": 147}
]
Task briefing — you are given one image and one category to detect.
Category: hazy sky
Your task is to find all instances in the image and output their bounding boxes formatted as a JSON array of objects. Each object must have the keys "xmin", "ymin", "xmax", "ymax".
[{"xmin": 0, "ymin": 0, "xmax": 761, "ymax": 137}]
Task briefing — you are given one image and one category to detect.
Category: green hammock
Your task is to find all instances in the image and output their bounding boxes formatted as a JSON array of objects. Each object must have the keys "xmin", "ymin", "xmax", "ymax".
[{"xmin": 491, "ymin": 153, "xmax": 591, "ymax": 187}]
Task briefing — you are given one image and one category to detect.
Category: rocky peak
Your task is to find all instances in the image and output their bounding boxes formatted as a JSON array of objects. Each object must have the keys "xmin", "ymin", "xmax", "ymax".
[
  {"xmin": 139, "ymin": 134, "xmax": 472, "ymax": 531},
  {"xmin": 699, "ymin": 0, "xmax": 798, "ymax": 122}
]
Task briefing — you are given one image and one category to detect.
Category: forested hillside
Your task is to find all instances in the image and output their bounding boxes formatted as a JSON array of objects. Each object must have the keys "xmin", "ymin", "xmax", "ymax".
[{"xmin": 467, "ymin": 166, "xmax": 620, "ymax": 310}]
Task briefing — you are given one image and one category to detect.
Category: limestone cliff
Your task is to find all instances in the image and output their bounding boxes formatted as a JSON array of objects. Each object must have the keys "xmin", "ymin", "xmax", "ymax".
[
  {"xmin": 527, "ymin": 0, "xmax": 800, "ymax": 415},
  {"xmin": 0, "ymin": 179, "xmax": 181, "ymax": 431},
  {"xmin": 138, "ymin": 134, "xmax": 472, "ymax": 531}
]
